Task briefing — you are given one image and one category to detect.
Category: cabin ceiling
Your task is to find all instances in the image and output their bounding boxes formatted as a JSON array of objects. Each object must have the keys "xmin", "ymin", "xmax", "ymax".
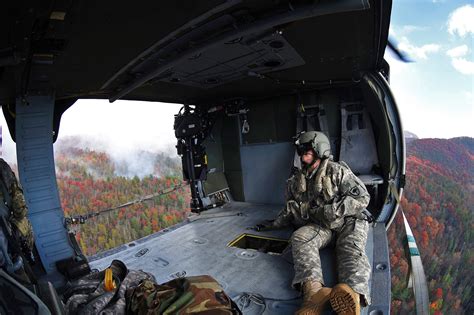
[{"xmin": 0, "ymin": 0, "xmax": 391, "ymax": 107}]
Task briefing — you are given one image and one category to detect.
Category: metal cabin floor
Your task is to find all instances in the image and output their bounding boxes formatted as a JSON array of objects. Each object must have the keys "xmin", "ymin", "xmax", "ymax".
[{"xmin": 89, "ymin": 202, "xmax": 373, "ymax": 314}]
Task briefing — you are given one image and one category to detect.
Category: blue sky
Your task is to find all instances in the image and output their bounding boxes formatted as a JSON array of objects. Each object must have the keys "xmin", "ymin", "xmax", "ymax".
[{"xmin": 385, "ymin": 1, "xmax": 473, "ymax": 138}]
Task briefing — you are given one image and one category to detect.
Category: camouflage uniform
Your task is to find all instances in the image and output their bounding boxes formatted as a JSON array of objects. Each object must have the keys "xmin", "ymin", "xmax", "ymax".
[
  {"xmin": 63, "ymin": 260, "xmax": 240, "ymax": 314},
  {"xmin": 0, "ymin": 158, "xmax": 34, "ymax": 254},
  {"xmin": 272, "ymin": 157, "xmax": 372, "ymax": 305},
  {"xmin": 127, "ymin": 275, "xmax": 239, "ymax": 314},
  {"xmin": 63, "ymin": 259, "xmax": 155, "ymax": 314}
]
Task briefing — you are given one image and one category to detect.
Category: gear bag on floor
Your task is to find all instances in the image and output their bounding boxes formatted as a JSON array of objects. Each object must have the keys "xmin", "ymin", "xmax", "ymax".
[
  {"xmin": 126, "ymin": 275, "xmax": 242, "ymax": 315},
  {"xmin": 63, "ymin": 259, "xmax": 241, "ymax": 315},
  {"xmin": 62, "ymin": 259, "xmax": 155, "ymax": 314}
]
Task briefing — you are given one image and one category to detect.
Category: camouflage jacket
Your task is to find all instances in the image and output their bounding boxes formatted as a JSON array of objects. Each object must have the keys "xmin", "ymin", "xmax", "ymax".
[
  {"xmin": 272, "ymin": 157, "xmax": 370, "ymax": 230},
  {"xmin": 0, "ymin": 158, "xmax": 34, "ymax": 252}
]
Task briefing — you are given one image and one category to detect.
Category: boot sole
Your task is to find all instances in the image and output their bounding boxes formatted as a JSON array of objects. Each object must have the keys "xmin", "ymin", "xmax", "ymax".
[
  {"xmin": 295, "ymin": 302, "xmax": 331, "ymax": 315},
  {"xmin": 295, "ymin": 305, "xmax": 321, "ymax": 315},
  {"xmin": 295, "ymin": 288, "xmax": 332, "ymax": 315},
  {"xmin": 329, "ymin": 289, "xmax": 357, "ymax": 315}
]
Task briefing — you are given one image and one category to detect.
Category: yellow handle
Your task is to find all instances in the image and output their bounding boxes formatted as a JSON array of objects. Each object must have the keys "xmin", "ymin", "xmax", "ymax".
[{"xmin": 104, "ymin": 268, "xmax": 116, "ymax": 291}]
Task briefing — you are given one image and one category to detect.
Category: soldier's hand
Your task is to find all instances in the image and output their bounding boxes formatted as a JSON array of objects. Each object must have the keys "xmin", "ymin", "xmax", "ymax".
[
  {"xmin": 253, "ymin": 220, "xmax": 274, "ymax": 231},
  {"xmin": 309, "ymin": 206, "xmax": 327, "ymax": 223}
]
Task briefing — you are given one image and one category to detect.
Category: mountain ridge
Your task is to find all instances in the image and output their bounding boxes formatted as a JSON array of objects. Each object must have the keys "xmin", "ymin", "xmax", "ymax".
[{"xmin": 390, "ymin": 136, "xmax": 473, "ymax": 314}]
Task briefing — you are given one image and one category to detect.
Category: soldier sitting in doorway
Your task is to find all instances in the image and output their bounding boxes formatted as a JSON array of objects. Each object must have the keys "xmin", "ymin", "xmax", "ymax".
[{"xmin": 256, "ymin": 131, "xmax": 373, "ymax": 315}]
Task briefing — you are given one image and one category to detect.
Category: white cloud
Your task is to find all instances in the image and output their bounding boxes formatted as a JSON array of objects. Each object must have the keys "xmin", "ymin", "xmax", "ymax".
[
  {"xmin": 391, "ymin": 86, "xmax": 474, "ymax": 139},
  {"xmin": 384, "ymin": 49, "xmax": 412, "ymax": 75},
  {"xmin": 389, "ymin": 26, "xmax": 396, "ymax": 37},
  {"xmin": 0, "ymin": 100, "xmax": 183, "ymax": 170},
  {"xmin": 401, "ymin": 25, "xmax": 428, "ymax": 34},
  {"xmin": 384, "ymin": 50, "xmax": 473, "ymax": 139},
  {"xmin": 446, "ymin": 45, "xmax": 469, "ymax": 58},
  {"xmin": 57, "ymin": 99, "xmax": 181, "ymax": 153},
  {"xmin": 398, "ymin": 37, "xmax": 441, "ymax": 60},
  {"xmin": 447, "ymin": 4, "xmax": 474, "ymax": 37},
  {"xmin": 445, "ymin": 45, "xmax": 474, "ymax": 75},
  {"xmin": 450, "ymin": 58, "xmax": 474, "ymax": 75},
  {"xmin": 464, "ymin": 91, "xmax": 473, "ymax": 103},
  {"xmin": 390, "ymin": 25, "xmax": 428, "ymax": 37}
]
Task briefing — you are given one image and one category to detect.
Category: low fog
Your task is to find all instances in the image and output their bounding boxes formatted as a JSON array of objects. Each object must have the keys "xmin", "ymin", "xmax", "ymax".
[{"xmin": 1, "ymin": 100, "xmax": 183, "ymax": 178}]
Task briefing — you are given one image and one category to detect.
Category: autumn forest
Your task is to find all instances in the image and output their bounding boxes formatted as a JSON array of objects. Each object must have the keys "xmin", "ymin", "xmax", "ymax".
[{"xmin": 7, "ymin": 135, "xmax": 472, "ymax": 314}]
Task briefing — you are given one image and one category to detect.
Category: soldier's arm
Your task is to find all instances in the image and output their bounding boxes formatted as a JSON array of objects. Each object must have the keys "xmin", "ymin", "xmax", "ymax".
[
  {"xmin": 270, "ymin": 189, "xmax": 294, "ymax": 229},
  {"xmin": 0, "ymin": 160, "xmax": 27, "ymax": 221},
  {"xmin": 9, "ymin": 179, "xmax": 29, "ymax": 222},
  {"xmin": 2, "ymin": 163, "xmax": 34, "ymax": 252},
  {"xmin": 270, "ymin": 170, "xmax": 300, "ymax": 229},
  {"xmin": 321, "ymin": 165, "xmax": 370, "ymax": 222},
  {"xmin": 271, "ymin": 206, "xmax": 292, "ymax": 229},
  {"xmin": 254, "ymin": 206, "xmax": 291, "ymax": 231}
]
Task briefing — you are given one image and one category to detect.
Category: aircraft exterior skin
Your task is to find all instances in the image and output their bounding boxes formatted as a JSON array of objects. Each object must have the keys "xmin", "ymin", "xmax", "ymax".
[{"xmin": 0, "ymin": 1, "xmax": 413, "ymax": 314}]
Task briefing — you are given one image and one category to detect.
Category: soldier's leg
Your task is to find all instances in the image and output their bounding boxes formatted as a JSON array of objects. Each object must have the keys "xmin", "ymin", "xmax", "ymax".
[
  {"xmin": 335, "ymin": 218, "xmax": 371, "ymax": 306},
  {"xmin": 291, "ymin": 223, "xmax": 333, "ymax": 288}
]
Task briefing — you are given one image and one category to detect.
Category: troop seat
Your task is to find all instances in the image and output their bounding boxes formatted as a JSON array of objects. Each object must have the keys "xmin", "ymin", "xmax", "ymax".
[
  {"xmin": 358, "ymin": 174, "xmax": 383, "ymax": 186},
  {"xmin": 338, "ymin": 102, "xmax": 383, "ymax": 210}
]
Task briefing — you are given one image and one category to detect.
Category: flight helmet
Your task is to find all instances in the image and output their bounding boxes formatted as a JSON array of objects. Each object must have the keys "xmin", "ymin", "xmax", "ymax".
[{"xmin": 295, "ymin": 131, "xmax": 331, "ymax": 159}]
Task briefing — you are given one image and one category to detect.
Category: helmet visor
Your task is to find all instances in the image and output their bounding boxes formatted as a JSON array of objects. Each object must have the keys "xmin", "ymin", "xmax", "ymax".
[{"xmin": 296, "ymin": 142, "xmax": 314, "ymax": 156}]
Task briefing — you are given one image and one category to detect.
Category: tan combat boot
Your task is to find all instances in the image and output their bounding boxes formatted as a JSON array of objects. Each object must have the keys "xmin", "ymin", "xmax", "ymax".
[
  {"xmin": 329, "ymin": 283, "xmax": 361, "ymax": 315},
  {"xmin": 295, "ymin": 281, "xmax": 332, "ymax": 315}
]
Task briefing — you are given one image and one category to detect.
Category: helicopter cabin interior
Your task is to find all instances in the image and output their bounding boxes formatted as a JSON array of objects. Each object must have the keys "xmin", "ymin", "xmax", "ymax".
[
  {"xmin": 89, "ymin": 79, "xmax": 395, "ymax": 315},
  {"xmin": 201, "ymin": 86, "xmax": 390, "ymax": 214}
]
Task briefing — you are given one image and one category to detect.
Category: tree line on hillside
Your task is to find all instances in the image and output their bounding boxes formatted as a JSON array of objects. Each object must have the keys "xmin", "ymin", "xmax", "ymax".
[
  {"xmin": 55, "ymin": 145, "xmax": 190, "ymax": 256},
  {"xmin": 388, "ymin": 138, "xmax": 473, "ymax": 314},
  {"xmin": 6, "ymin": 136, "xmax": 473, "ymax": 314}
]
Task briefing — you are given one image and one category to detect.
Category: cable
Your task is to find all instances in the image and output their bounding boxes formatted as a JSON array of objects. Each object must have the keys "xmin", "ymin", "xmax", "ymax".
[
  {"xmin": 187, "ymin": 212, "xmax": 245, "ymax": 222},
  {"xmin": 290, "ymin": 222, "xmax": 323, "ymax": 246},
  {"xmin": 64, "ymin": 184, "xmax": 186, "ymax": 226}
]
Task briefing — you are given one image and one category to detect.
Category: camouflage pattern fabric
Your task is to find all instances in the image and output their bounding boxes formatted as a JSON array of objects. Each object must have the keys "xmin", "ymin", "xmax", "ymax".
[
  {"xmin": 126, "ymin": 275, "xmax": 240, "ymax": 315},
  {"xmin": 273, "ymin": 158, "xmax": 370, "ymax": 230},
  {"xmin": 63, "ymin": 261, "xmax": 240, "ymax": 315},
  {"xmin": 271, "ymin": 157, "xmax": 371, "ymax": 305},
  {"xmin": 291, "ymin": 219, "xmax": 371, "ymax": 306},
  {"xmin": 291, "ymin": 223, "xmax": 332, "ymax": 288},
  {"xmin": 0, "ymin": 158, "xmax": 34, "ymax": 254},
  {"xmin": 63, "ymin": 259, "xmax": 155, "ymax": 315}
]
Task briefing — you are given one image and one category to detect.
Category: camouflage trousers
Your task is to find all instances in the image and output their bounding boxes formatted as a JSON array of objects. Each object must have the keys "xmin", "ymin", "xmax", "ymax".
[{"xmin": 291, "ymin": 218, "xmax": 371, "ymax": 305}]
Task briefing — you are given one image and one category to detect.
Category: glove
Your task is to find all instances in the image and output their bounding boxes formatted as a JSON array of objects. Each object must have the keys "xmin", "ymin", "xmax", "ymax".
[
  {"xmin": 253, "ymin": 220, "xmax": 274, "ymax": 231},
  {"xmin": 311, "ymin": 205, "xmax": 328, "ymax": 221}
]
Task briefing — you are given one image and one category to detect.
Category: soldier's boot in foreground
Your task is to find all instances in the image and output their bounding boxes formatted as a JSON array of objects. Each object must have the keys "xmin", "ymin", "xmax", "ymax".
[
  {"xmin": 329, "ymin": 283, "xmax": 360, "ymax": 315},
  {"xmin": 295, "ymin": 281, "xmax": 332, "ymax": 315}
]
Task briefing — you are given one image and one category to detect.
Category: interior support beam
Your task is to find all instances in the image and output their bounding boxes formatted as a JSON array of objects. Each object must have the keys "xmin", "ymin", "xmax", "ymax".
[{"xmin": 15, "ymin": 94, "xmax": 75, "ymax": 284}]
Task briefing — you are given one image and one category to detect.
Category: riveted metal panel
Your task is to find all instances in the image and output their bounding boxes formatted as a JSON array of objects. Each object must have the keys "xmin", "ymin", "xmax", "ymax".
[{"xmin": 16, "ymin": 95, "xmax": 75, "ymax": 281}]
